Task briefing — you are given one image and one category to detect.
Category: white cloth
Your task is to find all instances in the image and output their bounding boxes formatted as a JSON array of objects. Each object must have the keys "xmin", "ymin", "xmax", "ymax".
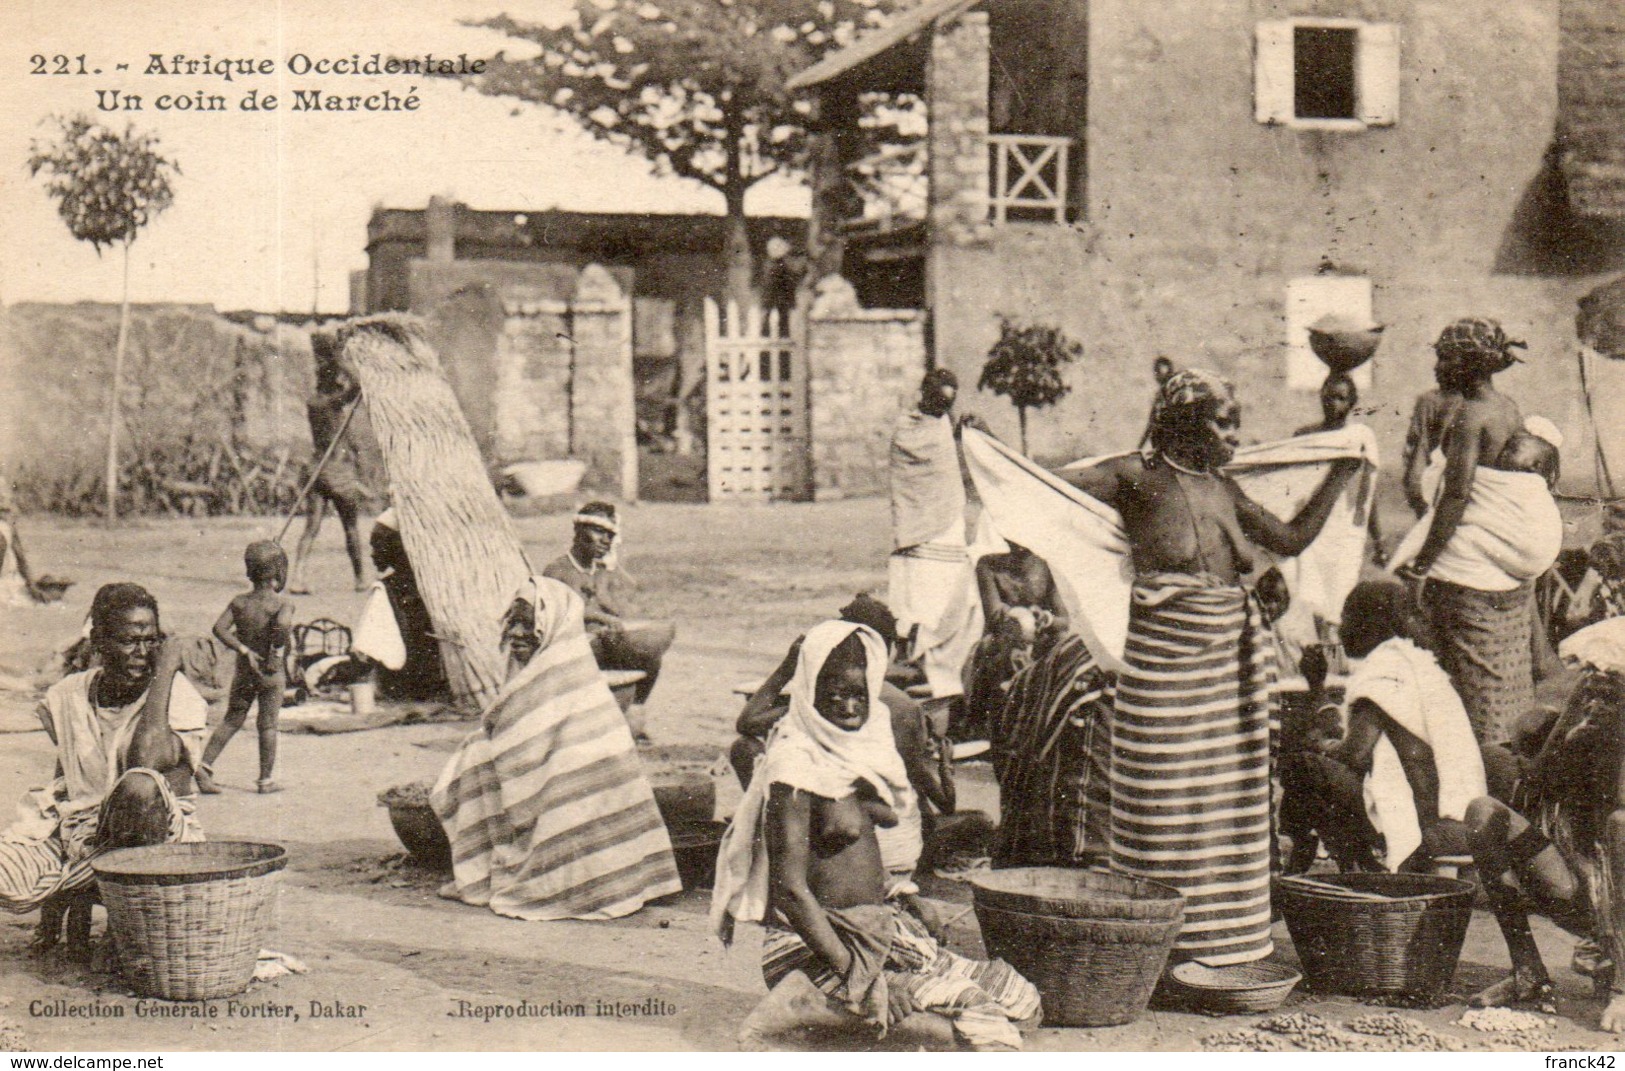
[
  {"xmin": 709, "ymin": 621, "xmax": 910, "ymax": 943},
  {"xmin": 1228, "ymin": 426, "xmax": 1381, "ymax": 653},
  {"xmin": 8, "ymin": 670, "xmax": 207, "ymax": 843},
  {"xmin": 1388, "ymin": 456, "xmax": 1562, "ymax": 591},
  {"xmin": 352, "ymin": 583, "xmax": 406, "ymax": 671},
  {"xmin": 890, "ymin": 410, "xmax": 965, "ymax": 552},
  {"xmin": 963, "ymin": 427, "xmax": 1374, "ymax": 672},
  {"xmin": 0, "ymin": 521, "xmax": 32, "ymax": 607},
  {"xmin": 887, "ymin": 517, "xmax": 981, "ymax": 698},
  {"xmin": 1559, "ymin": 615, "xmax": 1625, "ymax": 675},
  {"xmin": 1346, "ymin": 638, "xmax": 1486, "ymax": 872},
  {"xmin": 962, "ymin": 430, "xmax": 1134, "ymax": 672}
]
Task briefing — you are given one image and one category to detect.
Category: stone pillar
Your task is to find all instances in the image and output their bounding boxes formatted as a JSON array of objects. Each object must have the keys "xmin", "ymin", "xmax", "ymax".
[
  {"xmin": 927, "ymin": 11, "xmax": 991, "ymax": 243},
  {"xmin": 569, "ymin": 263, "xmax": 638, "ymax": 502},
  {"xmin": 426, "ymin": 195, "xmax": 456, "ymax": 264},
  {"xmin": 497, "ymin": 291, "xmax": 572, "ymax": 464},
  {"xmin": 806, "ymin": 275, "xmax": 927, "ymax": 498}
]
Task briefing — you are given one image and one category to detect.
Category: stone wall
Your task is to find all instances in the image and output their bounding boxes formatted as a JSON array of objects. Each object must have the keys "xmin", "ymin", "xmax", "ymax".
[
  {"xmin": 806, "ymin": 276, "xmax": 928, "ymax": 498},
  {"xmin": 425, "ymin": 263, "xmax": 638, "ymax": 500},
  {"xmin": 920, "ymin": 0, "xmax": 1625, "ymax": 493}
]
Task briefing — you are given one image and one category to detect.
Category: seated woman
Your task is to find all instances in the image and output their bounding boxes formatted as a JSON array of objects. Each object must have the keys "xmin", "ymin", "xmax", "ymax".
[
  {"xmin": 963, "ymin": 541, "xmax": 1070, "ymax": 738},
  {"xmin": 432, "ymin": 575, "xmax": 680, "ymax": 921},
  {"xmin": 988, "ymin": 629, "xmax": 1113, "ymax": 872},
  {"xmin": 351, "ymin": 509, "xmax": 447, "ymax": 702},
  {"xmin": 711, "ymin": 621, "xmax": 1040, "ymax": 1050},
  {"xmin": 1463, "ymin": 614, "xmax": 1625, "ymax": 1028},
  {"xmin": 542, "ymin": 502, "xmax": 675, "ymax": 739},
  {"xmin": 729, "ymin": 595, "xmax": 954, "ymax": 896},
  {"xmin": 1279, "ymin": 580, "xmax": 1486, "ymax": 874},
  {"xmin": 0, "ymin": 584, "xmax": 207, "ymax": 950}
]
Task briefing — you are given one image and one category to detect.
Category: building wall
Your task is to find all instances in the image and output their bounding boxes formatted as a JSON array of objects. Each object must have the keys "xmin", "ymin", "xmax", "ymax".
[
  {"xmin": 925, "ymin": 0, "xmax": 1624, "ymax": 492},
  {"xmin": 806, "ymin": 276, "xmax": 928, "ymax": 498}
]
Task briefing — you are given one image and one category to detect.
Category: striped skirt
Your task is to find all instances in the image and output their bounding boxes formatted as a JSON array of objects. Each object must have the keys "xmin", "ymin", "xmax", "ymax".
[
  {"xmin": 1109, "ymin": 576, "xmax": 1277, "ymax": 966},
  {"xmin": 989, "ymin": 633, "xmax": 1113, "ymax": 869},
  {"xmin": 1, "ymin": 769, "xmax": 200, "ymax": 914}
]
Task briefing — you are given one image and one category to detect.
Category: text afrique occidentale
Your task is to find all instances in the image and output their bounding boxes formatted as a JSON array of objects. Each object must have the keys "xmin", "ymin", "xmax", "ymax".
[{"xmin": 142, "ymin": 53, "xmax": 487, "ymax": 80}]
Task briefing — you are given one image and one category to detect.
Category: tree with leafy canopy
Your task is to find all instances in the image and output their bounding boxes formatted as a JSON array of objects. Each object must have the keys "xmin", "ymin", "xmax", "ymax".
[
  {"xmin": 28, "ymin": 116, "xmax": 179, "ymax": 523},
  {"xmin": 453, "ymin": 0, "xmax": 904, "ymax": 305},
  {"xmin": 980, "ymin": 316, "xmax": 1081, "ymax": 456}
]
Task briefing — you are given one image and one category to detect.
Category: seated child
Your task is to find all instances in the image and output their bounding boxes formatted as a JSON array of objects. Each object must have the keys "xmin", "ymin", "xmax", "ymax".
[{"xmin": 197, "ymin": 541, "xmax": 292, "ymax": 795}]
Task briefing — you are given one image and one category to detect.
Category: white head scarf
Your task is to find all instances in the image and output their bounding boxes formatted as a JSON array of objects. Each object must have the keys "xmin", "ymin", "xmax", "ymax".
[
  {"xmin": 499, "ymin": 575, "xmax": 588, "ymax": 685},
  {"xmin": 709, "ymin": 620, "xmax": 906, "ymax": 943}
]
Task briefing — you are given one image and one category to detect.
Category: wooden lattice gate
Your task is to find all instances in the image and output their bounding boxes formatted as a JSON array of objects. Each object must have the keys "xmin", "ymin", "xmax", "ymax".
[{"xmin": 703, "ymin": 299, "xmax": 810, "ymax": 502}]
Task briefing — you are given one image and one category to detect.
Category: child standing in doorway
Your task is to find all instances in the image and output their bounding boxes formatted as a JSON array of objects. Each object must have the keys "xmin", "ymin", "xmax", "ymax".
[{"xmin": 198, "ymin": 540, "xmax": 293, "ymax": 794}]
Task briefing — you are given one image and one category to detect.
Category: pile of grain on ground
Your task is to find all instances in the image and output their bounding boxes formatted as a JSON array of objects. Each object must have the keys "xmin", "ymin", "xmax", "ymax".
[
  {"xmin": 1456, "ymin": 1007, "xmax": 1556, "ymax": 1034},
  {"xmin": 1345, "ymin": 1012, "xmax": 1463, "ymax": 1051}
]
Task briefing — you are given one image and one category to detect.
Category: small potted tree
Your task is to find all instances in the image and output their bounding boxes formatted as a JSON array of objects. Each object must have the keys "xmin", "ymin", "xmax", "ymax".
[{"xmin": 979, "ymin": 316, "xmax": 1082, "ymax": 456}]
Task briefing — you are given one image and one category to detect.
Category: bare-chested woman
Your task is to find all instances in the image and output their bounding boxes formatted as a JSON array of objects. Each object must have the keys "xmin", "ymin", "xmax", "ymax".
[
  {"xmin": 711, "ymin": 621, "xmax": 1039, "ymax": 1049},
  {"xmin": 1396, "ymin": 318, "xmax": 1533, "ymax": 747},
  {"xmin": 1059, "ymin": 369, "xmax": 1358, "ymax": 966}
]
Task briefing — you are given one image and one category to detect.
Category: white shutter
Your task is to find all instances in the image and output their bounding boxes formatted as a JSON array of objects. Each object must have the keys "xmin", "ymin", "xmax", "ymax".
[
  {"xmin": 1358, "ymin": 23, "xmax": 1400, "ymax": 126},
  {"xmin": 1255, "ymin": 21, "xmax": 1296, "ymax": 124}
]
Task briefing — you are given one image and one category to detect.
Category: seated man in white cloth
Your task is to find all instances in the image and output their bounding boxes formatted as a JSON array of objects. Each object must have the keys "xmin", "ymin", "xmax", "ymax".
[
  {"xmin": 888, "ymin": 369, "xmax": 980, "ymax": 701},
  {"xmin": 0, "ymin": 583, "xmax": 206, "ymax": 951},
  {"xmin": 1281, "ymin": 580, "xmax": 1486, "ymax": 874}
]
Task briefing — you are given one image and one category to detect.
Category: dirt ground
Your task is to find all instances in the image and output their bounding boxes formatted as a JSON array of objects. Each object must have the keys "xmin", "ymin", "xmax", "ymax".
[{"xmin": 0, "ymin": 501, "xmax": 1620, "ymax": 1053}]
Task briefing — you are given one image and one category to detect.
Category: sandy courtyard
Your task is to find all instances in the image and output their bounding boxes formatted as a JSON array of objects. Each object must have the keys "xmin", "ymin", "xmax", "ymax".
[{"xmin": 0, "ymin": 500, "xmax": 1620, "ymax": 1052}]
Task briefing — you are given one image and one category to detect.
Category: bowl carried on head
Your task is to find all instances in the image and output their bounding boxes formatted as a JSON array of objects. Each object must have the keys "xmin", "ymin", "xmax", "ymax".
[{"xmin": 1308, "ymin": 313, "xmax": 1385, "ymax": 374}]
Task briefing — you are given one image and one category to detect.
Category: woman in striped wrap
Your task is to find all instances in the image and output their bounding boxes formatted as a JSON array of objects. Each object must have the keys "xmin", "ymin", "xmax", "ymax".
[
  {"xmin": 1061, "ymin": 369, "xmax": 1359, "ymax": 967},
  {"xmin": 431, "ymin": 576, "xmax": 680, "ymax": 921}
]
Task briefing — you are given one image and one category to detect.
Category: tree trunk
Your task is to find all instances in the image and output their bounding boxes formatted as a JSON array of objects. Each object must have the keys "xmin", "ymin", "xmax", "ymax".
[
  {"xmin": 723, "ymin": 186, "xmax": 754, "ymax": 310},
  {"xmin": 1018, "ymin": 406, "xmax": 1029, "ymax": 457},
  {"xmin": 106, "ymin": 241, "xmax": 132, "ymax": 524}
]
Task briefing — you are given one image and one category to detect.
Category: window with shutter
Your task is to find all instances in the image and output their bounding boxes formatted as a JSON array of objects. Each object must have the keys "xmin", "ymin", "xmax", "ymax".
[{"xmin": 1255, "ymin": 19, "xmax": 1400, "ymax": 130}]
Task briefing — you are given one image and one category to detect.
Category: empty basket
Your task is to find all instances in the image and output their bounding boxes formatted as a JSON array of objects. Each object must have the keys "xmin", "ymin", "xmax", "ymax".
[
  {"xmin": 970, "ymin": 868, "xmax": 1185, "ymax": 1027},
  {"xmin": 1277, "ymin": 872, "xmax": 1474, "ymax": 1001},
  {"xmin": 94, "ymin": 842, "xmax": 287, "ymax": 1001}
]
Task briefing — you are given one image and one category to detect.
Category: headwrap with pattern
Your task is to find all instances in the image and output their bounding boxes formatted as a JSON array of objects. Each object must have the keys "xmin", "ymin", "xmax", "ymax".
[
  {"xmin": 1143, "ymin": 367, "xmax": 1236, "ymax": 463},
  {"xmin": 1433, "ymin": 317, "xmax": 1527, "ymax": 375}
]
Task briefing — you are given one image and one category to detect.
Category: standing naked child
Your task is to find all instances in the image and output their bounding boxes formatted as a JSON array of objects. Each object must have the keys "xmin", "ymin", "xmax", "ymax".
[{"xmin": 197, "ymin": 541, "xmax": 292, "ymax": 795}]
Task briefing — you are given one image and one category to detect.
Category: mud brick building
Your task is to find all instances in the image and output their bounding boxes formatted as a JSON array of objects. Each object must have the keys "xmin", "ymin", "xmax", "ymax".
[{"xmin": 791, "ymin": 0, "xmax": 1625, "ymax": 492}]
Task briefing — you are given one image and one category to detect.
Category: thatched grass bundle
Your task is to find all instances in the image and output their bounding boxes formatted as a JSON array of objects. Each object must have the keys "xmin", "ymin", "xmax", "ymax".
[{"xmin": 337, "ymin": 316, "xmax": 528, "ymax": 713}]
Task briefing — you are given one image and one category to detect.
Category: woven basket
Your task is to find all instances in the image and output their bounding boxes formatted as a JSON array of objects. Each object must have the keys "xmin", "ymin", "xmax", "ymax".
[
  {"xmin": 1277, "ymin": 872, "xmax": 1474, "ymax": 1000},
  {"xmin": 970, "ymin": 867, "xmax": 1185, "ymax": 922},
  {"xmin": 1164, "ymin": 960, "xmax": 1301, "ymax": 1015},
  {"xmin": 94, "ymin": 842, "xmax": 287, "ymax": 1001},
  {"xmin": 974, "ymin": 901, "xmax": 1183, "ymax": 1027}
]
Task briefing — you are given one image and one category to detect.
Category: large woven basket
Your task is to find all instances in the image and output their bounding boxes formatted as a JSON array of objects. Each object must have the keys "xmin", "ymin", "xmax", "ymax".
[
  {"xmin": 971, "ymin": 867, "xmax": 1185, "ymax": 921},
  {"xmin": 971, "ymin": 869, "xmax": 1185, "ymax": 1027},
  {"xmin": 93, "ymin": 842, "xmax": 287, "ymax": 1001},
  {"xmin": 1277, "ymin": 872, "xmax": 1474, "ymax": 1001}
]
